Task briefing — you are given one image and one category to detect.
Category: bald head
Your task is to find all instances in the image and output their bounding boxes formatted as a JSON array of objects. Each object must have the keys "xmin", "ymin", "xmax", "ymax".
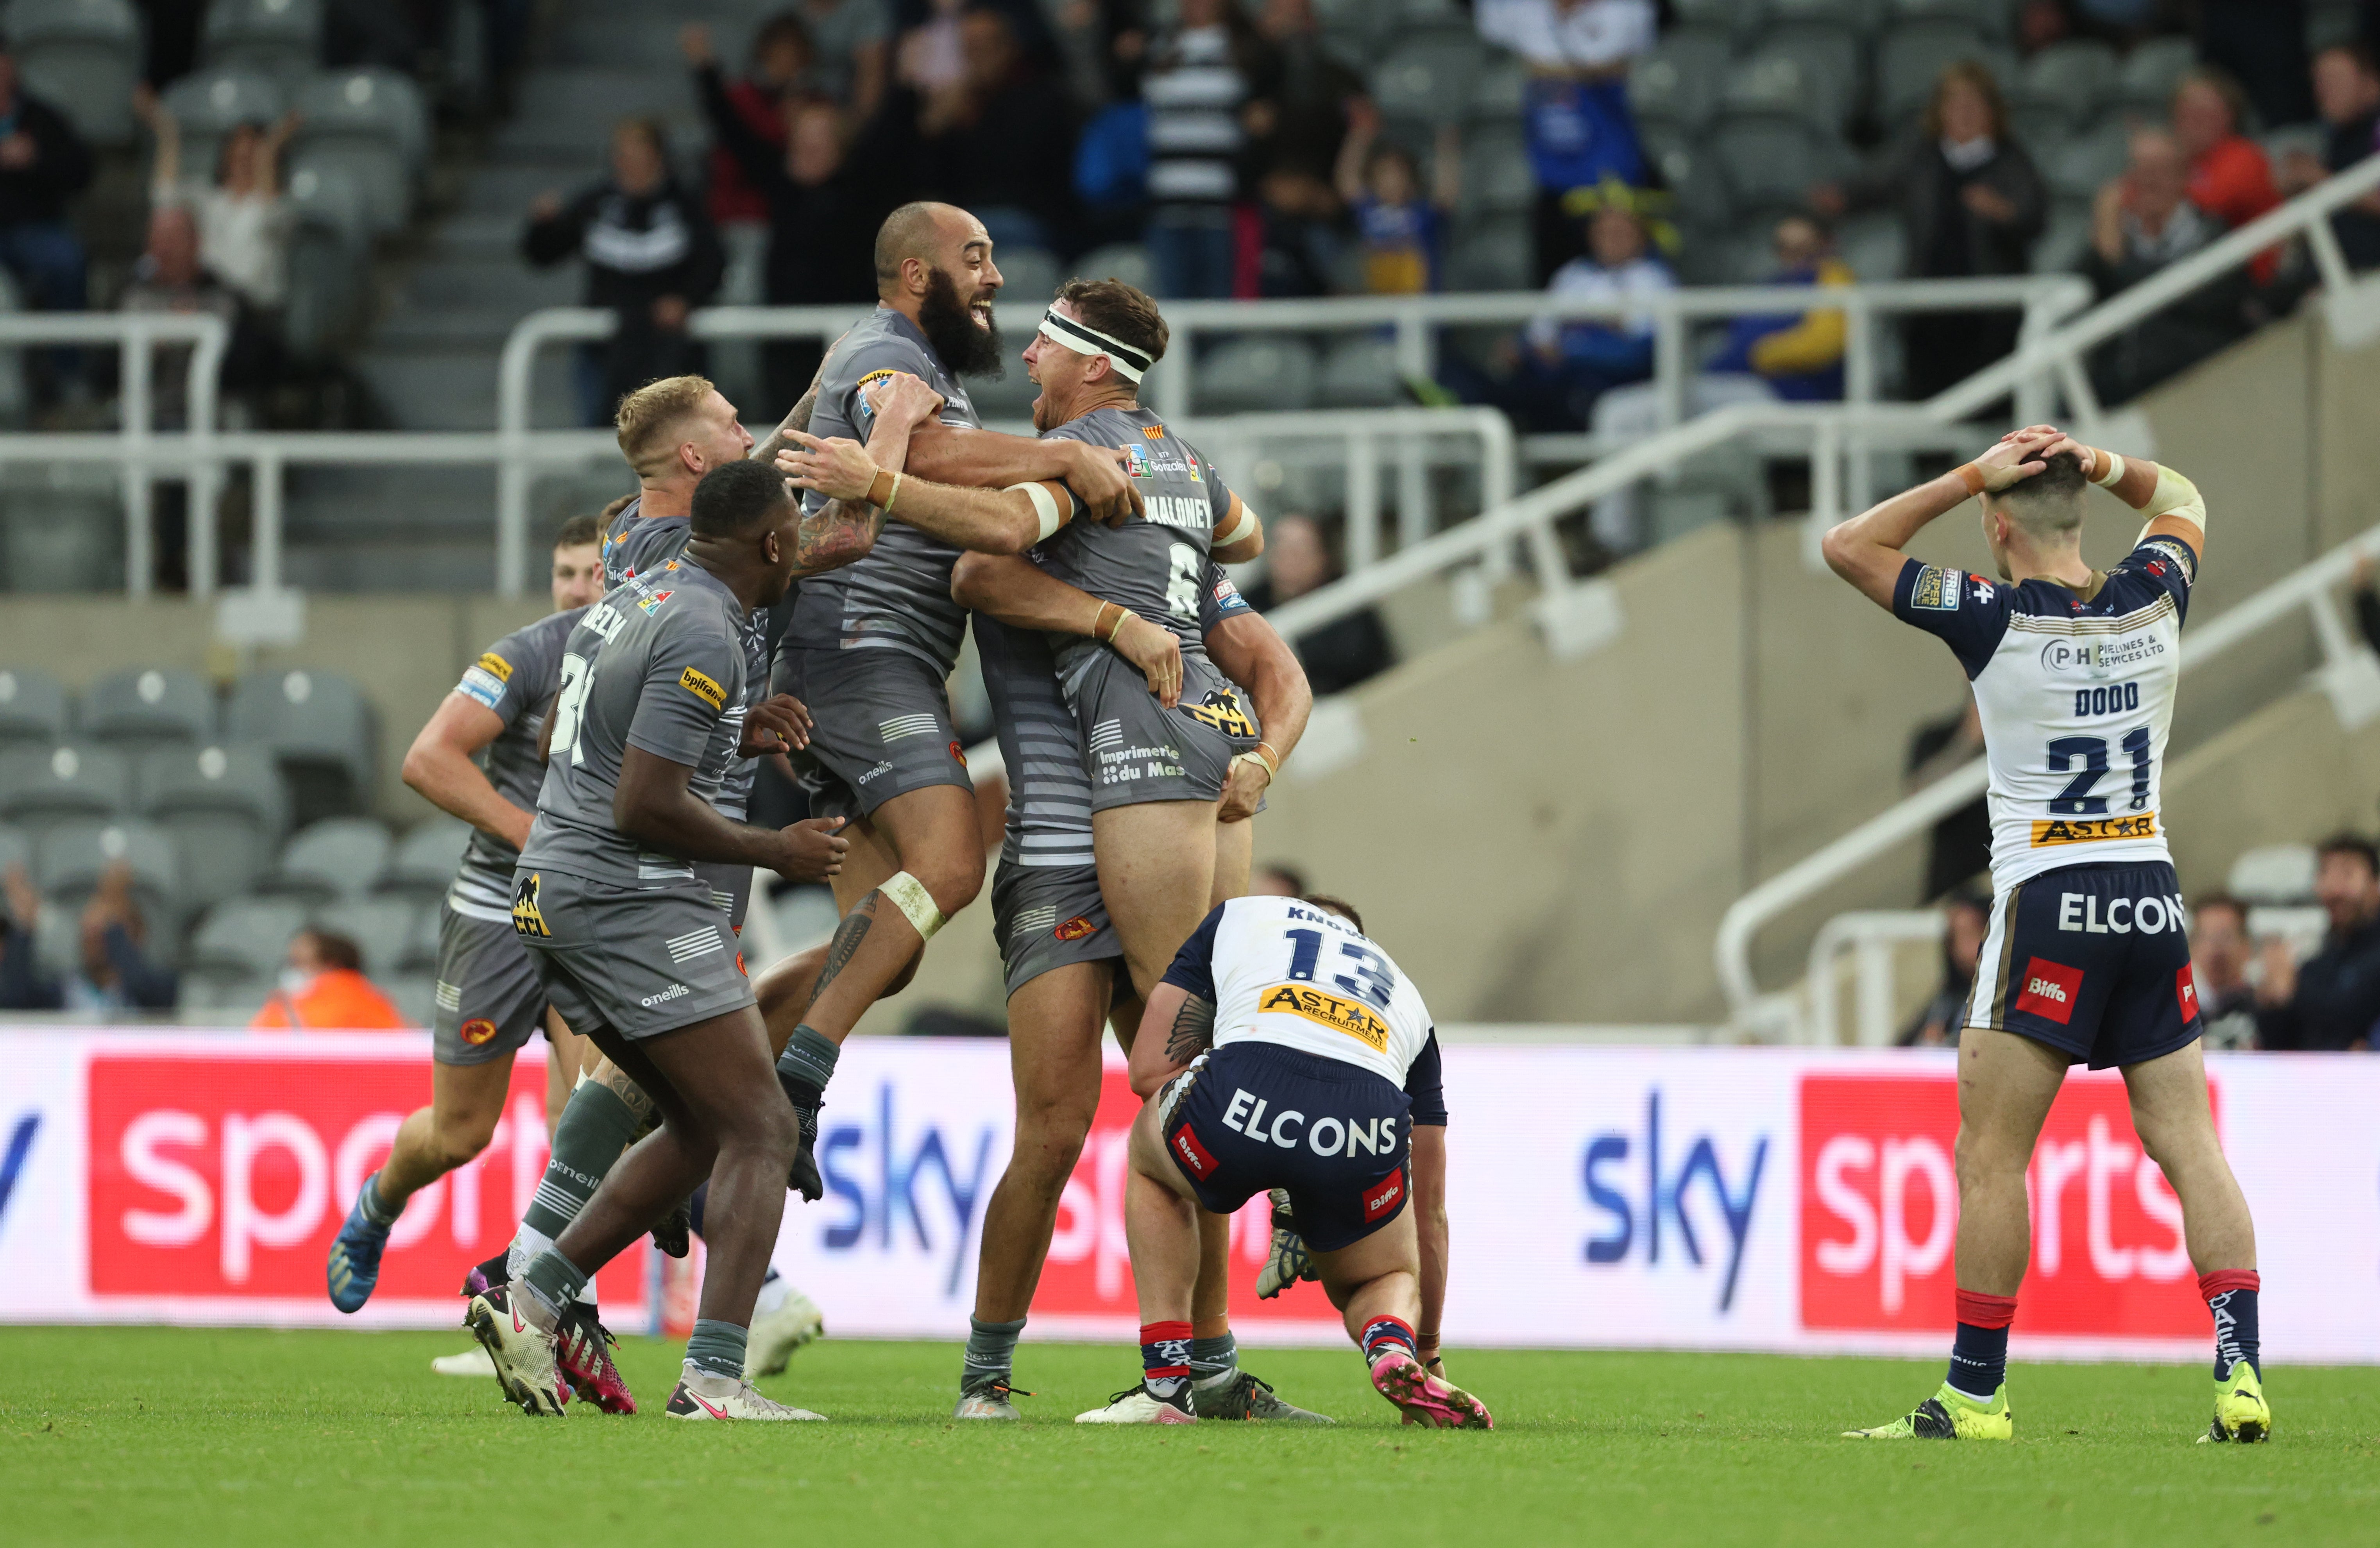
[{"xmin": 875, "ymin": 202, "xmax": 975, "ymax": 292}]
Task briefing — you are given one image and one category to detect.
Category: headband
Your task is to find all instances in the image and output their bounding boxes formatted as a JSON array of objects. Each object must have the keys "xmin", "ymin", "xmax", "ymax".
[{"xmin": 1037, "ymin": 307, "xmax": 1152, "ymax": 383}]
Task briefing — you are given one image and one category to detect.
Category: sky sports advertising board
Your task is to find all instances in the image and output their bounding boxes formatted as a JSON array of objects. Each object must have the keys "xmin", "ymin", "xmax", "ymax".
[{"xmin": 2, "ymin": 1031, "xmax": 2375, "ymax": 1364}]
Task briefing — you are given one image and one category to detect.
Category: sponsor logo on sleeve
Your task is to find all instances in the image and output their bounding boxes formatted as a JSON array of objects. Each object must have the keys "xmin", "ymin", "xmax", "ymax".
[
  {"xmin": 2140, "ymin": 538, "xmax": 2197, "ymax": 583},
  {"xmin": 2030, "ymin": 812, "xmax": 2158, "ymax": 847},
  {"xmin": 457, "ymin": 666, "xmax": 506, "ymax": 710},
  {"xmin": 1909, "ymin": 566, "xmax": 1961, "ymax": 612},
  {"xmin": 459, "ymin": 1018, "xmax": 498, "ymax": 1047},
  {"xmin": 476, "ymin": 652, "xmax": 513, "ymax": 682},
  {"xmin": 1258, "ymin": 983, "xmax": 1390, "ymax": 1052},
  {"xmin": 635, "ymin": 589, "xmax": 674, "ymax": 614},
  {"xmin": 679, "ymin": 667, "xmax": 726, "ymax": 710},
  {"xmin": 852, "ymin": 368, "xmax": 897, "ymax": 422},
  {"xmin": 2013, "ymin": 957, "xmax": 2083, "ymax": 1025}
]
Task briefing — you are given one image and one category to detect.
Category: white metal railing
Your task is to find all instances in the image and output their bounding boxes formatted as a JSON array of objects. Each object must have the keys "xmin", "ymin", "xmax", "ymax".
[
  {"xmin": 0, "ymin": 312, "xmax": 225, "ymax": 598},
  {"xmin": 1716, "ymin": 520, "xmax": 2380, "ymax": 1035},
  {"xmin": 1807, "ymin": 909, "xmax": 1947, "ymax": 1048}
]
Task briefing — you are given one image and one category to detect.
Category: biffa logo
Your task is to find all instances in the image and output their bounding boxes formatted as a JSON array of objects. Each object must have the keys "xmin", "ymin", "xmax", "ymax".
[{"xmin": 1580, "ymin": 1090, "xmax": 1770, "ymax": 1312}]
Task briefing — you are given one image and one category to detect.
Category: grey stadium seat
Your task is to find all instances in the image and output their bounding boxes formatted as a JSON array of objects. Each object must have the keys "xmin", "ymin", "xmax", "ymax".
[
  {"xmin": 6, "ymin": 0, "xmax": 142, "ymax": 146},
  {"xmin": 1719, "ymin": 42, "xmax": 1859, "ymax": 135},
  {"xmin": 1196, "ymin": 337, "xmax": 1318, "ymax": 414},
  {"xmin": 0, "ymin": 464, "xmax": 121, "ymax": 591},
  {"xmin": 2044, "ymin": 119, "xmax": 2131, "ymax": 202},
  {"xmin": 1639, "ymin": 123, "xmax": 1734, "ymax": 233},
  {"xmin": 1372, "ymin": 30, "xmax": 1482, "ymax": 128},
  {"xmin": 2005, "ymin": 40, "xmax": 2119, "ymax": 135},
  {"xmin": 1072, "ymin": 242, "xmax": 1154, "ymax": 296},
  {"xmin": 1462, "ymin": 123, "xmax": 1534, "ymax": 217},
  {"xmin": 184, "ymin": 895, "xmax": 308, "ymax": 976},
  {"xmin": 1627, "ymin": 30, "xmax": 1732, "ymax": 134},
  {"xmin": 1886, "ymin": 0, "xmax": 2008, "ymax": 34},
  {"xmin": 137, "ymin": 742, "xmax": 291, "ymax": 906},
  {"xmin": 261, "ymin": 816, "xmax": 391, "ymax": 902},
  {"xmin": 1876, "ymin": 25, "xmax": 2014, "ymax": 127},
  {"xmin": 1708, "ymin": 118, "xmax": 1852, "ymax": 214},
  {"xmin": 1836, "ymin": 210, "xmax": 1908, "ymax": 282},
  {"xmin": 158, "ymin": 67, "xmax": 289, "ymax": 197},
  {"xmin": 2117, "ymin": 36, "xmax": 2197, "ymax": 115},
  {"xmin": 1764, "ymin": 0, "xmax": 1877, "ymax": 27},
  {"xmin": 0, "ymin": 668, "xmax": 68, "ymax": 747},
  {"xmin": 79, "ymin": 667, "xmax": 217, "ymax": 744},
  {"xmin": 290, "ymin": 70, "xmax": 429, "ymax": 234},
  {"xmin": 1447, "ymin": 216, "xmax": 1534, "ymax": 293},
  {"xmin": 0, "ymin": 822, "xmax": 28, "ymax": 877},
  {"xmin": 1315, "ymin": 335, "xmax": 1404, "ymax": 409},
  {"xmin": 2032, "ymin": 197, "xmax": 2095, "ymax": 275},
  {"xmin": 201, "ymin": 0, "xmax": 325, "ymax": 90},
  {"xmin": 0, "ymin": 742, "xmax": 130, "ymax": 824},
  {"xmin": 226, "ymin": 666, "xmax": 375, "ymax": 821},
  {"xmin": 993, "ymin": 246, "xmax": 1059, "ymax": 319},
  {"xmin": 1671, "ymin": 0, "xmax": 1757, "ymax": 38},
  {"xmin": 281, "ymin": 165, "xmax": 372, "ymax": 358},
  {"xmin": 382, "ymin": 972, "xmax": 436, "ymax": 1029},
  {"xmin": 315, "ymin": 895, "xmax": 418, "ymax": 978},
  {"xmin": 36, "ymin": 818, "xmax": 180, "ymax": 926},
  {"xmin": 1470, "ymin": 56, "xmax": 1526, "ymax": 120},
  {"xmin": 379, "ymin": 815, "xmax": 471, "ymax": 902}
]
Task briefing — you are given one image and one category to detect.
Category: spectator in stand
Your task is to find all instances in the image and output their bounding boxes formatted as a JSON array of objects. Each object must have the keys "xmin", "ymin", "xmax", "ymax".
[
  {"xmin": 1139, "ymin": 0, "xmax": 1271, "ymax": 299},
  {"xmin": 0, "ymin": 860, "xmax": 178, "ymax": 1013},
  {"xmin": 799, "ymin": 0, "xmax": 892, "ymax": 118},
  {"xmin": 1242, "ymin": 513, "xmax": 1394, "ymax": 696},
  {"xmin": 0, "ymin": 43, "xmax": 93, "ymax": 402},
  {"xmin": 2083, "ymin": 128, "xmax": 2249, "ymax": 403},
  {"xmin": 1475, "ymin": 0, "xmax": 1656, "ymax": 284},
  {"xmin": 2277, "ymin": 42, "xmax": 2380, "ymax": 271},
  {"xmin": 1811, "ymin": 63, "xmax": 2044, "ymax": 403},
  {"xmin": 2013, "ymin": 0, "xmax": 2072, "ymax": 58},
  {"xmin": 2193, "ymin": 0, "xmax": 2315, "ymax": 134},
  {"xmin": 2255, "ymin": 834, "xmax": 2380, "ymax": 1051},
  {"xmin": 1898, "ymin": 885, "xmax": 1989, "ymax": 1048},
  {"xmin": 2171, "ymin": 68, "xmax": 2281, "ymax": 283},
  {"xmin": 136, "ymin": 87, "xmax": 298, "ymax": 319},
  {"xmin": 1334, "ymin": 105, "xmax": 1457, "ymax": 295},
  {"xmin": 1249, "ymin": 162, "xmax": 1342, "ymax": 297},
  {"xmin": 1906, "ymin": 698, "xmax": 1990, "ymax": 902},
  {"xmin": 686, "ymin": 24, "xmax": 883, "ymax": 415},
  {"xmin": 1703, "ymin": 216, "xmax": 1852, "ymax": 401},
  {"xmin": 118, "ymin": 204, "xmax": 271, "ymax": 428},
  {"xmin": 524, "ymin": 117, "xmax": 724, "ymax": 427},
  {"xmin": 1249, "ymin": 863, "xmax": 1306, "ymax": 898},
  {"xmin": 2189, "ymin": 893, "xmax": 2260, "ymax": 1052},
  {"xmin": 700, "ymin": 12, "xmax": 814, "ymax": 235},
  {"xmin": 252, "ymin": 928, "xmax": 409, "ymax": 1030},
  {"xmin": 1244, "ymin": 0, "xmax": 1365, "ymax": 187},
  {"xmin": 914, "ymin": 6, "xmax": 1076, "ymax": 253}
]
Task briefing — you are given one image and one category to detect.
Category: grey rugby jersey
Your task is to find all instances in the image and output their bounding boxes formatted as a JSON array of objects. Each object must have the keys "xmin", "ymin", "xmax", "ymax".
[
  {"xmin": 978, "ymin": 563, "xmax": 1252, "ymax": 870},
  {"xmin": 780, "ymin": 307, "xmax": 982, "ymax": 675},
  {"xmin": 520, "ymin": 563, "xmax": 750, "ymax": 890},
  {"xmin": 446, "ymin": 605, "xmax": 586, "ymax": 922}
]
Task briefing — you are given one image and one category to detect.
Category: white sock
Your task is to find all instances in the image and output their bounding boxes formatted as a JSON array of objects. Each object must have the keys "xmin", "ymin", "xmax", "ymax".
[{"xmin": 507, "ymin": 1226, "xmax": 553, "ymax": 1281}]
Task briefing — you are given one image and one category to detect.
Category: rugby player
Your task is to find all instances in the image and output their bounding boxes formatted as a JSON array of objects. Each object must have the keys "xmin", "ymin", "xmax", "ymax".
[
  {"xmin": 324, "ymin": 517, "xmax": 607, "ymax": 1320},
  {"xmin": 1824, "ymin": 428, "xmax": 2269, "ymax": 1444},
  {"xmin": 1076, "ymin": 892, "xmax": 1484, "ymax": 1428},
  {"xmin": 762, "ymin": 203, "xmax": 1146, "ymax": 1211},
  {"xmin": 469, "ymin": 459, "xmax": 849, "ymax": 1421},
  {"xmin": 941, "ymin": 548, "xmax": 1317, "ymax": 1419}
]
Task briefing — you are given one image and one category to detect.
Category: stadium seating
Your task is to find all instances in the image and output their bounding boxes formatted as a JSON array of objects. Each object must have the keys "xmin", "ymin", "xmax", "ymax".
[
  {"xmin": 289, "ymin": 69, "xmax": 429, "ymax": 235},
  {"xmin": 259, "ymin": 816, "xmax": 391, "ymax": 902},
  {"xmin": 281, "ymin": 164, "xmax": 374, "ymax": 358},
  {"xmin": 400, "ymin": 902, "xmax": 442, "ymax": 972},
  {"xmin": 1629, "ymin": 32, "xmax": 1731, "ymax": 135},
  {"xmin": 2227, "ymin": 844, "xmax": 2319, "ymax": 905},
  {"xmin": 200, "ymin": 0, "xmax": 325, "ymax": 92},
  {"xmin": 1197, "ymin": 337, "xmax": 1319, "ymax": 415},
  {"xmin": 79, "ymin": 668, "xmax": 216, "ymax": 745},
  {"xmin": 1373, "ymin": 29, "xmax": 1483, "ymax": 128},
  {"xmin": 0, "ymin": 743, "xmax": 130, "ymax": 825},
  {"xmin": 136, "ymin": 743, "xmax": 291, "ymax": 907},
  {"xmin": 183, "ymin": 894, "xmax": 307, "ymax": 980},
  {"xmin": 0, "ymin": 668, "xmax": 68, "ymax": 748},
  {"xmin": 0, "ymin": 821, "xmax": 27, "ymax": 878},
  {"xmin": 0, "ymin": 465, "xmax": 121, "ymax": 591},
  {"xmin": 314, "ymin": 895, "xmax": 417, "ymax": 977},
  {"xmin": 158, "ymin": 66, "xmax": 289, "ymax": 198},
  {"xmin": 379, "ymin": 816, "xmax": 471, "ymax": 903},
  {"xmin": 1461, "ymin": 123, "xmax": 1535, "ymax": 218},
  {"xmin": 36, "ymin": 817, "xmax": 180, "ymax": 926},
  {"xmin": 1315, "ymin": 334, "xmax": 1405, "ymax": 409},
  {"xmin": 225, "ymin": 667, "xmax": 375, "ymax": 823},
  {"xmin": 4, "ymin": 0, "xmax": 142, "ymax": 146},
  {"xmin": 1073, "ymin": 242, "xmax": 1154, "ymax": 296},
  {"xmin": 2005, "ymin": 40, "xmax": 2119, "ymax": 136}
]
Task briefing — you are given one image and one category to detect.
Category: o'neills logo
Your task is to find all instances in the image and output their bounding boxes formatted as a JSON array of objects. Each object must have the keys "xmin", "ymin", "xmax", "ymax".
[
  {"xmin": 2032, "ymin": 812, "xmax": 2156, "ymax": 846},
  {"xmin": 1259, "ymin": 984, "xmax": 1389, "ymax": 1052}
]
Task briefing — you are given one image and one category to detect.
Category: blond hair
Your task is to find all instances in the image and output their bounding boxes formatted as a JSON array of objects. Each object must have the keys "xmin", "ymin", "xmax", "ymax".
[{"xmin": 614, "ymin": 375, "xmax": 717, "ymax": 480}]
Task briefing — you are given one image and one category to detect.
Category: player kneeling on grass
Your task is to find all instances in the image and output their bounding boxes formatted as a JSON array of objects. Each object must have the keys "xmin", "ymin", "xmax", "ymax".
[{"xmin": 1076, "ymin": 892, "xmax": 1486, "ymax": 1429}]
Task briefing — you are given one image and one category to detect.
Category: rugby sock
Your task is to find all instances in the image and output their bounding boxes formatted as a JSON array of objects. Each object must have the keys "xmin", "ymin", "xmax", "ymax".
[
  {"xmin": 1189, "ymin": 1322, "xmax": 1238, "ymax": 1389},
  {"xmin": 775, "ymin": 1023, "xmax": 840, "ymax": 1110},
  {"xmin": 519, "ymin": 1081, "xmax": 641, "ymax": 1248},
  {"xmin": 1948, "ymin": 1289, "xmax": 2018, "ymax": 1400},
  {"xmin": 1359, "ymin": 1316, "xmax": 1418, "ymax": 1365},
  {"xmin": 356, "ymin": 1172, "xmax": 399, "ymax": 1228},
  {"xmin": 1140, "ymin": 1320, "xmax": 1193, "ymax": 1399},
  {"xmin": 2200, "ymin": 1270, "xmax": 2261, "ymax": 1379},
  {"xmin": 685, "ymin": 1319, "xmax": 749, "ymax": 1382},
  {"xmin": 521, "ymin": 1247, "xmax": 590, "ymax": 1322},
  {"xmin": 506, "ymin": 1225, "xmax": 553, "ymax": 1282},
  {"xmin": 964, "ymin": 1315, "xmax": 1026, "ymax": 1391}
]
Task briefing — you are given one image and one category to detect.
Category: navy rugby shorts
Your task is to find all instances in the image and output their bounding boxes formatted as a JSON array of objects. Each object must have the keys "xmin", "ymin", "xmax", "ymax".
[{"xmin": 1963, "ymin": 861, "xmax": 2204, "ymax": 1070}]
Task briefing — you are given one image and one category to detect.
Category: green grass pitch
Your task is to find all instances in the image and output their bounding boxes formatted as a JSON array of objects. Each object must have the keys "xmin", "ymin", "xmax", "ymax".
[{"xmin": 3, "ymin": 1328, "xmax": 2375, "ymax": 1545}]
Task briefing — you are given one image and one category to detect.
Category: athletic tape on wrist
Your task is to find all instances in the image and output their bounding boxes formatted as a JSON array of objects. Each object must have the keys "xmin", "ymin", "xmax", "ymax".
[
  {"xmin": 2092, "ymin": 449, "xmax": 2126, "ymax": 488},
  {"xmin": 1215, "ymin": 503, "xmax": 1256, "ymax": 548},
  {"xmin": 1956, "ymin": 463, "xmax": 1987, "ymax": 498},
  {"xmin": 1012, "ymin": 480, "xmax": 1065, "ymax": 541},
  {"xmin": 882, "ymin": 870, "xmax": 945, "ymax": 941}
]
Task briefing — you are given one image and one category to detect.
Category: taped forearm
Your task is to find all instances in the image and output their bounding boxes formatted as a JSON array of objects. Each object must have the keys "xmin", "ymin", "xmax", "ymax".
[{"xmin": 2094, "ymin": 451, "xmax": 2206, "ymax": 533}]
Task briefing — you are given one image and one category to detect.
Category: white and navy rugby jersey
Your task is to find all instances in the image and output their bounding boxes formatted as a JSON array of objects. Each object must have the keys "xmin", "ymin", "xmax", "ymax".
[
  {"xmin": 1163, "ymin": 895, "xmax": 1437, "ymax": 1092},
  {"xmin": 1892, "ymin": 533, "xmax": 2198, "ymax": 890}
]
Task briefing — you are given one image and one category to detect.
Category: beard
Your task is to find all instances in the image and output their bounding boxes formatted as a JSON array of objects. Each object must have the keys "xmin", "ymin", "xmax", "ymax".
[{"xmin": 918, "ymin": 265, "xmax": 1005, "ymax": 378}]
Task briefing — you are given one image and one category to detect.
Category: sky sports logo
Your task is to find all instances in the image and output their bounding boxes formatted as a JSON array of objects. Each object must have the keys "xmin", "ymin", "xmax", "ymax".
[
  {"xmin": 1580, "ymin": 1090, "xmax": 1770, "ymax": 1313},
  {"xmin": 0, "ymin": 1111, "xmax": 37, "ymax": 1236}
]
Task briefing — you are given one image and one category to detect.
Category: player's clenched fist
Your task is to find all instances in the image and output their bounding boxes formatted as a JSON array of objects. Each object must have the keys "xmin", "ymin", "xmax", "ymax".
[
  {"xmin": 775, "ymin": 815, "xmax": 848, "ymax": 883},
  {"xmin": 741, "ymin": 692, "xmax": 814, "ymax": 754}
]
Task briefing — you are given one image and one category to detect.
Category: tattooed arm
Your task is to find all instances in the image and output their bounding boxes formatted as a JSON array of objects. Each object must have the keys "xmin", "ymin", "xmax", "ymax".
[
  {"xmin": 781, "ymin": 370, "xmax": 945, "ymax": 578},
  {"xmin": 1130, "ymin": 981, "xmax": 1217, "ymax": 1097}
]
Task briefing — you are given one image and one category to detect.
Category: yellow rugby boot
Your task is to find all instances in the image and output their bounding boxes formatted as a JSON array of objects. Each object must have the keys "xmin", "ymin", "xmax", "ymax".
[
  {"xmin": 1844, "ymin": 1382, "xmax": 2011, "ymax": 1440},
  {"xmin": 2198, "ymin": 1361, "xmax": 2271, "ymax": 1444}
]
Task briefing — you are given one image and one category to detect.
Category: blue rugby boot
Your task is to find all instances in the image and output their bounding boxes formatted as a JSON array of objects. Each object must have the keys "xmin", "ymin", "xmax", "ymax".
[{"xmin": 326, "ymin": 1175, "xmax": 395, "ymax": 1313}]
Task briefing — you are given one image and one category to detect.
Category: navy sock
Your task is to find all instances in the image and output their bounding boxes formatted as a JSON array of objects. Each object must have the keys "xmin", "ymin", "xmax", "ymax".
[
  {"xmin": 1140, "ymin": 1320, "xmax": 1191, "ymax": 1399},
  {"xmin": 2201, "ymin": 1271, "xmax": 2261, "ymax": 1379},
  {"xmin": 1947, "ymin": 1290, "xmax": 2017, "ymax": 1400}
]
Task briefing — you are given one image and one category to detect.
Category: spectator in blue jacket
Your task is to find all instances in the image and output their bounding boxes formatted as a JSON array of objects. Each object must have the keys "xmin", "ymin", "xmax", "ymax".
[
  {"xmin": 0, "ymin": 861, "xmax": 177, "ymax": 1013},
  {"xmin": 1705, "ymin": 216, "xmax": 1853, "ymax": 402}
]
